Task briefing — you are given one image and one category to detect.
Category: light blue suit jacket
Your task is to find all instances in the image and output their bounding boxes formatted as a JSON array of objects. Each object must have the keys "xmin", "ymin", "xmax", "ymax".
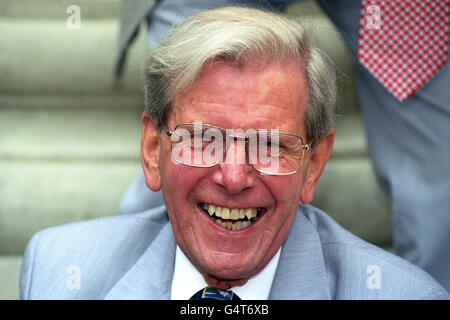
[{"xmin": 19, "ymin": 204, "xmax": 449, "ymax": 299}]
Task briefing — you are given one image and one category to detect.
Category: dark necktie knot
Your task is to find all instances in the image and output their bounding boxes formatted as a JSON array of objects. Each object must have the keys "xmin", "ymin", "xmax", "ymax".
[{"xmin": 190, "ymin": 286, "xmax": 241, "ymax": 300}]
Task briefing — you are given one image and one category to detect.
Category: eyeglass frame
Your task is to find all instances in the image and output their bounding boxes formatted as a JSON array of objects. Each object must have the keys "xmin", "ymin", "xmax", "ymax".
[{"xmin": 165, "ymin": 122, "xmax": 311, "ymax": 176}]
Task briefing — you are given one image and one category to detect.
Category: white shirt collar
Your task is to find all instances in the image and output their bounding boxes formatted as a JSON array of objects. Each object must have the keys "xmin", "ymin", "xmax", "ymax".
[{"xmin": 170, "ymin": 245, "xmax": 281, "ymax": 300}]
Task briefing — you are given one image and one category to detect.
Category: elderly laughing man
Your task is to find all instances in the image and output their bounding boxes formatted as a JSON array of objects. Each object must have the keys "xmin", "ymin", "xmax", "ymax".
[{"xmin": 19, "ymin": 7, "xmax": 448, "ymax": 300}]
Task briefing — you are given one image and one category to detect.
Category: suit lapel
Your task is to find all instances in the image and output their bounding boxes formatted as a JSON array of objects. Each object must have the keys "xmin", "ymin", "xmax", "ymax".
[
  {"xmin": 104, "ymin": 205, "xmax": 330, "ymax": 299},
  {"xmin": 104, "ymin": 220, "xmax": 176, "ymax": 300},
  {"xmin": 269, "ymin": 207, "xmax": 331, "ymax": 299}
]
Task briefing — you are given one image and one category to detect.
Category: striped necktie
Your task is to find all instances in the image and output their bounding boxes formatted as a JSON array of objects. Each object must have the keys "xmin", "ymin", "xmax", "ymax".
[{"xmin": 190, "ymin": 286, "xmax": 241, "ymax": 300}]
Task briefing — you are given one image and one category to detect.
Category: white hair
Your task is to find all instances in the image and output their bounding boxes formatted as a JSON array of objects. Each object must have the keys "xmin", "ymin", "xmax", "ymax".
[{"xmin": 143, "ymin": 6, "xmax": 336, "ymax": 146}]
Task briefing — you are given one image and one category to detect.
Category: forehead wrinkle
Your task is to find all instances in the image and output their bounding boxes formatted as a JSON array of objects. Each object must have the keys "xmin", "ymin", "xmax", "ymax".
[
  {"xmin": 176, "ymin": 102, "xmax": 303, "ymax": 133},
  {"xmin": 170, "ymin": 103, "xmax": 306, "ymax": 139}
]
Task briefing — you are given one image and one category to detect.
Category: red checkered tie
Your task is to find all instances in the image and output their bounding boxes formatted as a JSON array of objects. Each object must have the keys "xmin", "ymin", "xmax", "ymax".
[{"xmin": 358, "ymin": 0, "xmax": 449, "ymax": 101}]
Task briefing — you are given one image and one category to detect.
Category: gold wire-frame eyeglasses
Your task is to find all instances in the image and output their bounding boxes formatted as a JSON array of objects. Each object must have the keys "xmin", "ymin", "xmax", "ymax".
[{"xmin": 166, "ymin": 123, "xmax": 311, "ymax": 176}]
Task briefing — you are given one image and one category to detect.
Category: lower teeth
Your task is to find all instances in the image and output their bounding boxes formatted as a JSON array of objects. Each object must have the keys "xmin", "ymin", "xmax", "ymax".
[{"xmin": 214, "ymin": 219, "xmax": 251, "ymax": 230}]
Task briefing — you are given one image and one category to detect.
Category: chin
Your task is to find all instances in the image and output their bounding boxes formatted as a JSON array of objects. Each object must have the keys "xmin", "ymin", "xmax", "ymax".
[{"xmin": 193, "ymin": 249, "xmax": 264, "ymax": 283}]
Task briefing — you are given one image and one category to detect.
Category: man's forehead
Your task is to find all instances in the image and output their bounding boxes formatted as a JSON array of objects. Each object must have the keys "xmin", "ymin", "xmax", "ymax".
[
  {"xmin": 169, "ymin": 60, "xmax": 309, "ymax": 134},
  {"xmin": 192, "ymin": 59, "xmax": 307, "ymax": 92}
]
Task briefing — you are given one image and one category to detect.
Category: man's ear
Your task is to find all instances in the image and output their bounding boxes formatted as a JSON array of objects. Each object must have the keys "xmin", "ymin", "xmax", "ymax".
[
  {"xmin": 300, "ymin": 128, "xmax": 335, "ymax": 204},
  {"xmin": 141, "ymin": 112, "xmax": 162, "ymax": 192}
]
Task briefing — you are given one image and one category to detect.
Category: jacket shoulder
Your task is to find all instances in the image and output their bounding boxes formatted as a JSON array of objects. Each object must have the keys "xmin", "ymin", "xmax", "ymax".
[
  {"xmin": 300, "ymin": 204, "xmax": 449, "ymax": 299},
  {"xmin": 20, "ymin": 207, "xmax": 169, "ymax": 299}
]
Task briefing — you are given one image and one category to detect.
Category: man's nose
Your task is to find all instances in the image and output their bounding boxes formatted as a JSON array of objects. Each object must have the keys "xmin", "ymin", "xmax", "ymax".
[{"xmin": 212, "ymin": 140, "xmax": 254, "ymax": 194}]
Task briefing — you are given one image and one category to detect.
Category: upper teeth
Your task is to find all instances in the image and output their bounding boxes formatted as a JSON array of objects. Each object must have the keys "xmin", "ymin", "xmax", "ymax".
[{"xmin": 203, "ymin": 204, "xmax": 259, "ymax": 221}]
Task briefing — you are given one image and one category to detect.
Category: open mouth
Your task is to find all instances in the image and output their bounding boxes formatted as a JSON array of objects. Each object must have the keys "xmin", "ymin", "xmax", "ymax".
[{"xmin": 199, "ymin": 203, "xmax": 263, "ymax": 231}]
